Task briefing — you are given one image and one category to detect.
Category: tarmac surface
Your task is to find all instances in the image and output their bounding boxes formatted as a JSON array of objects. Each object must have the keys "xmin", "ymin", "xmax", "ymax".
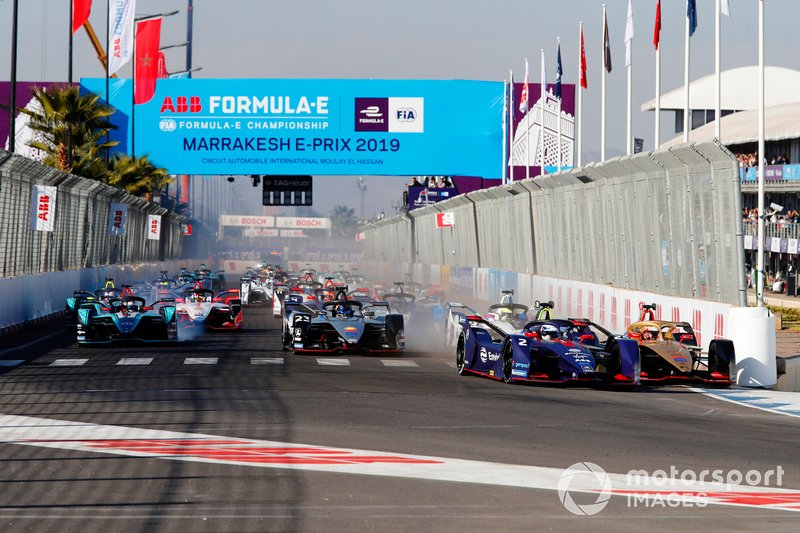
[{"xmin": 0, "ymin": 307, "xmax": 798, "ymax": 532}]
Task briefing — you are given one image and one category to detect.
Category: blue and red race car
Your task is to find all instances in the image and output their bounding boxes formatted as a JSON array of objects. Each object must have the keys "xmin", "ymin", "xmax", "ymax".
[{"xmin": 455, "ymin": 314, "xmax": 640, "ymax": 385}]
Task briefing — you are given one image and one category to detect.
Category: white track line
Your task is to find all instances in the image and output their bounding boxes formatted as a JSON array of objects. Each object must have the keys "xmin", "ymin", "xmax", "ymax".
[
  {"xmin": 49, "ymin": 359, "xmax": 88, "ymax": 367},
  {"xmin": 183, "ymin": 357, "xmax": 218, "ymax": 365},
  {"xmin": 117, "ymin": 358, "xmax": 153, "ymax": 366},
  {"xmin": 381, "ymin": 360, "xmax": 419, "ymax": 367},
  {"xmin": 251, "ymin": 357, "xmax": 284, "ymax": 365},
  {"xmin": 317, "ymin": 358, "xmax": 350, "ymax": 366},
  {"xmin": 692, "ymin": 387, "xmax": 800, "ymax": 420},
  {"xmin": 0, "ymin": 413, "xmax": 798, "ymax": 514}
]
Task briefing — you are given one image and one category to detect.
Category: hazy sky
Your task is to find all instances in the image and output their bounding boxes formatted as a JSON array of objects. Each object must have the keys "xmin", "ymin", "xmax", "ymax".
[{"xmin": 2, "ymin": 0, "xmax": 799, "ymax": 217}]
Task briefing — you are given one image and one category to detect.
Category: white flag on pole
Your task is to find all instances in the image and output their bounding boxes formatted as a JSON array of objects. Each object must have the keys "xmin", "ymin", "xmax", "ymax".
[
  {"xmin": 108, "ymin": 203, "xmax": 128, "ymax": 236},
  {"xmin": 108, "ymin": 0, "xmax": 137, "ymax": 75},
  {"xmin": 625, "ymin": 0, "xmax": 634, "ymax": 67},
  {"xmin": 721, "ymin": 0, "xmax": 731, "ymax": 17}
]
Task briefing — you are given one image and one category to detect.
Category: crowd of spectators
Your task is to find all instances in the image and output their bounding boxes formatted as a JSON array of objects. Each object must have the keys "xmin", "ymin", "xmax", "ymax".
[
  {"xmin": 408, "ymin": 176, "xmax": 454, "ymax": 189},
  {"xmin": 736, "ymin": 152, "xmax": 789, "ymax": 167},
  {"xmin": 742, "ymin": 207, "xmax": 800, "ymax": 224}
]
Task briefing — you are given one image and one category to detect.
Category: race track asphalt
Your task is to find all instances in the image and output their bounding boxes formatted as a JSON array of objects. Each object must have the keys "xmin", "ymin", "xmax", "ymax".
[{"xmin": 0, "ymin": 307, "xmax": 798, "ymax": 532}]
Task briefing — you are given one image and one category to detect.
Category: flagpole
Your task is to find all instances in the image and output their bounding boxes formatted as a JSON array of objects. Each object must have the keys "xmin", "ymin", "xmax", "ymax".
[
  {"xmin": 715, "ymin": 0, "xmax": 722, "ymax": 140},
  {"xmin": 655, "ymin": 17, "xmax": 661, "ymax": 149},
  {"xmin": 69, "ymin": 1, "xmax": 74, "ymax": 85},
  {"xmin": 683, "ymin": 3, "xmax": 691, "ymax": 143},
  {"xmin": 131, "ymin": 21, "xmax": 137, "ymax": 158},
  {"xmin": 625, "ymin": 0, "xmax": 633, "ymax": 156},
  {"xmin": 577, "ymin": 22, "xmax": 583, "ymax": 168},
  {"xmin": 510, "ymin": 69, "xmax": 514, "ymax": 182},
  {"xmin": 756, "ymin": 0, "xmax": 765, "ymax": 307},
  {"xmin": 601, "ymin": 3, "xmax": 607, "ymax": 162},
  {"xmin": 557, "ymin": 37, "xmax": 562, "ymax": 172},
  {"xmin": 540, "ymin": 48, "xmax": 546, "ymax": 178},
  {"xmin": 525, "ymin": 57, "xmax": 530, "ymax": 180},
  {"xmin": 501, "ymin": 78, "xmax": 508, "ymax": 185},
  {"xmin": 105, "ymin": 0, "xmax": 111, "ymax": 169},
  {"xmin": 8, "ymin": 0, "xmax": 19, "ymax": 153}
]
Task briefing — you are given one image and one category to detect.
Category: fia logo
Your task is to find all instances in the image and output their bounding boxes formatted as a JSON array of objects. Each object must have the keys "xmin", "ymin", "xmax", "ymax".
[
  {"xmin": 159, "ymin": 119, "xmax": 177, "ymax": 132},
  {"xmin": 395, "ymin": 108, "xmax": 417, "ymax": 122}
]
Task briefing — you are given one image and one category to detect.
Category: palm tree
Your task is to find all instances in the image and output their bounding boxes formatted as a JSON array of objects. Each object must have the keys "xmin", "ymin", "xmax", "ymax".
[
  {"xmin": 330, "ymin": 205, "xmax": 359, "ymax": 238},
  {"xmin": 108, "ymin": 154, "xmax": 173, "ymax": 198},
  {"xmin": 19, "ymin": 85, "xmax": 117, "ymax": 177}
]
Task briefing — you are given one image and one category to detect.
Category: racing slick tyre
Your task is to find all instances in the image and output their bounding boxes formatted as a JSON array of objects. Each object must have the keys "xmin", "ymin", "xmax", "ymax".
[
  {"xmin": 456, "ymin": 337, "xmax": 468, "ymax": 375},
  {"xmin": 281, "ymin": 325, "xmax": 290, "ymax": 351},
  {"xmin": 502, "ymin": 345, "xmax": 515, "ymax": 384}
]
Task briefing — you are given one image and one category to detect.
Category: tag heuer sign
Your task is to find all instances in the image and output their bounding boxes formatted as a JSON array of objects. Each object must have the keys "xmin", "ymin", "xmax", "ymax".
[{"xmin": 262, "ymin": 175, "xmax": 313, "ymax": 206}]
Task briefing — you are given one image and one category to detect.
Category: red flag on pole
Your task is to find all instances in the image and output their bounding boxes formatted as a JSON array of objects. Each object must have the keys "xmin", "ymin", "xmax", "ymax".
[
  {"xmin": 653, "ymin": 0, "xmax": 662, "ymax": 50},
  {"xmin": 157, "ymin": 50, "xmax": 168, "ymax": 79},
  {"xmin": 134, "ymin": 17, "xmax": 162, "ymax": 104},
  {"xmin": 580, "ymin": 27, "xmax": 588, "ymax": 89},
  {"xmin": 72, "ymin": 0, "xmax": 92, "ymax": 34}
]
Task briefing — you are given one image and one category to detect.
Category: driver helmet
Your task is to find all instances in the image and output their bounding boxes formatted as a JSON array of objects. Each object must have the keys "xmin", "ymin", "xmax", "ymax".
[
  {"xmin": 541, "ymin": 325, "xmax": 559, "ymax": 341},
  {"xmin": 125, "ymin": 300, "xmax": 140, "ymax": 312}
]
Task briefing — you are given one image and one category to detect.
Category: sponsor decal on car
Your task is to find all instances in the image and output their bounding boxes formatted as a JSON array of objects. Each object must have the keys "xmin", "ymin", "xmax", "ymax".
[{"xmin": 511, "ymin": 369, "xmax": 527, "ymax": 377}]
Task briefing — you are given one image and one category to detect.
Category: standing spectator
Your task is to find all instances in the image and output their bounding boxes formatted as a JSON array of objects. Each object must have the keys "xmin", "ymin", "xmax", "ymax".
[{"xmin": 409, "ymin": 177, "xmax": 422, "ymax": 187}]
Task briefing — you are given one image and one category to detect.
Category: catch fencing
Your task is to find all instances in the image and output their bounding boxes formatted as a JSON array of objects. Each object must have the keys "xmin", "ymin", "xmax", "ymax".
[
  {"xmin": 363, "ymin": 142, "xmax": 746, "ymax": 306},
  {"xmin": 0, "ymin": 149, "xmax": 189, "ymax": 277}
]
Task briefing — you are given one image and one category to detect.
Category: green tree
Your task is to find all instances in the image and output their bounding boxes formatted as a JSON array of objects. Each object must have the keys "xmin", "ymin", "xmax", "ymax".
[
  {"xmin": 19, "ymin": 85, "xmax": 117, "ymax": 179},
  {"xmin": 108, "ymin": 154, "xmax": 173, "ymax": 198},
  {"xmin": 329, "ymin": 205, "xmax": 359, "ymax": 238}
]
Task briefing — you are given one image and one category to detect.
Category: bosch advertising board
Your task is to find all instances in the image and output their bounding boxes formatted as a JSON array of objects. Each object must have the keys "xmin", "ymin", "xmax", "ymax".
[{"xmin": 83, "ymin": 78, "xmax": 504, "ymax": 177}]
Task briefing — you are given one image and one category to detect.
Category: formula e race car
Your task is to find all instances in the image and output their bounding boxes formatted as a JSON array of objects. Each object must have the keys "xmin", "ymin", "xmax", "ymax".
[
  {"xmin": 240, "ymin": 275, "xmax": 272, "ymax": 306},
  {"xmin": 626, "ymin": 304, "xmax": 733, "ymax": 385},
  {"xmin": 455, "ymin": 314, "xmax": 640, "ymax": 385},
  {"xmin": 176, "ymin": 286, "xmax": 243, "ymax": 330},
  {"xmin": 76, "ymin": 288, "xmax": 178, "ymax": 344},
  {"xmin": 283, "ymin": 299, "xmax": 404, "ymax": 355},
  {"xmin": 65, "ymin": 290, "xmax": 100, "ymax": 326},
  {"xmin": 443, "ymin": 302, "xmax": 480, "ymax": 347}
]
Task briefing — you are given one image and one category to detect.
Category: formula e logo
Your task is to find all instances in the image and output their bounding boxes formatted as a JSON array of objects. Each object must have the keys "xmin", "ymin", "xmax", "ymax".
[
  {"xmin": 159, "ymin": 119, "xmax": 177, "ymax": 132},
  {"xmin": 160, "ymin": 96, "xmax": 202, "ymax": 113},
  {"xmin": 480, "ymin": 346, "xmax": 488, "ymax": 363},
  {"xmin": 395, "ymin": 108, "xmax": 417, "ymax": 122},
  {"xmin": 354, "ymin": 98, "xmax": 388, "ymax": 132},
  {"xmin": 360, "ymin": 106, "xmax": 383, "ymax": 118}
]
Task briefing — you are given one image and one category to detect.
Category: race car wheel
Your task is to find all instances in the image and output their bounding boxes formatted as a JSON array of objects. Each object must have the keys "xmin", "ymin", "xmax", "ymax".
[
  {"xmin": 456, "ymin": 338, "xmax": 468, "ymax": 375},
  {"xmin": 502, "ymin": 346, "xmax": 515, "ymax": 384},
  {"xmin": 281, "ymin": 326, "xmax": 290, "ymax": 351}
]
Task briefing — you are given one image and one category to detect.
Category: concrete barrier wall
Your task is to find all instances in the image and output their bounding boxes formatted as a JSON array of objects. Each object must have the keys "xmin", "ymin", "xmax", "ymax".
[
  {"xmin": 362, "ymin": 260, "xmax": 733, "ymax": 352},
  {"xmin": 0, "ymin": 259, "xmax": 202, "ymax": 331}
]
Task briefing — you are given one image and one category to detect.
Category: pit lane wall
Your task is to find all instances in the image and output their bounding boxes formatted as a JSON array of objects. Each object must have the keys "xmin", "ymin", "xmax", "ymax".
[
  {"xmin": 363, "ymin": 141, "xmax": 746, "ymax": 306},
  {"xmin": 0, "ymin": 259, "xmax": 205, "ymax": 333},
  {"xmin": 0, "ymin": 150, "xmax": 188, "ymax": 278}
]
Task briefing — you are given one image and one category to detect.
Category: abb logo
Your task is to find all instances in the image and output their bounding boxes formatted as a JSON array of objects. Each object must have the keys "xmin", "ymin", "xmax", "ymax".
[
  {"xmin": 37, "ymin": 195, "xmax": 51, "ymax": 221},
  {"xmin": 150, "ymin": 220, "xmax": 159, "ymax": 234},
  {"xmin": 113, "ymin": 210, "xmax": 123, "ymax": 228},
  {"xmin": 160, "ymin": 96, "xmax": 202, "ymax": 113}
]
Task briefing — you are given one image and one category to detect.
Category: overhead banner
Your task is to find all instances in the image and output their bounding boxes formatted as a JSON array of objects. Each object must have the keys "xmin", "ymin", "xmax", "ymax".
[
  {"xmin": 125, "ymin": 78, "xmax": 503, "ymax": 177},
  {"xmin": 147, "ymin": 214, "xmax": 161, "ymax": 240},
  {"xmin": 108, "ymin": 203, "xmax": 128, "ymax": 236},
  {"xmin": 220, "ymin": 214, "xmax": 275, "ymax": 228},
  {"xmin": 30, "ymin": 185, "xmax": 57, "ymax": 232},
  {"xmin": 275, "ymin": 217, "xmax": 330, "ymax": 230}
]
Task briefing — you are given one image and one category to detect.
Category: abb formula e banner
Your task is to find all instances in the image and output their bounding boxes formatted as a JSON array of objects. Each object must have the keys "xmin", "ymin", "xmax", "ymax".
[
  {"xmin": 80, "ymin": 78, "xmax": 504, "ymax": 177},
  {"xmin": 108, "ymin": 203, "xmax": 128, "ymax": 236},
  {"xmin": 147, "ymin": 214, "xmax": 161, "ymax": 240},
  {"xmin": 30, "ymin": 185, "xmax": 57, "ymax": 232}
]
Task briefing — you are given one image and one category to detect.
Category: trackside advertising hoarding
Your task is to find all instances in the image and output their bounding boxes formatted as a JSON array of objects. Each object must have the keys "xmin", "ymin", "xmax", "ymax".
[{"xmin": 82, "ymin": 78, "xmax": 504, "ymax": 177}]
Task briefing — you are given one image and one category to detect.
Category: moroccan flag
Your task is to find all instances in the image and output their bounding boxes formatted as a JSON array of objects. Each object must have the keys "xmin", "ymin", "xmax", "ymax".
[
  {"xmin": 134, "ymin": 17, "xmax": 162, "ymax": 104},
  {"xmin": 72, "ymin": 0, "xmax": 92, "ymax": 34},
  {"xmin": 580, "ymin": 27, "xmax": 587, "ymax": 89},
  {"xmin": 688, "ymin": 0, "xmax": 698, "ymax": 36},
  {"xmin": 604, "ymin": 12, "xmax": 612, "ymax": 73},
  {"xmin": 157, "ymin": 50, "xmax": 168, "ymax": 79},
  {"xmin": 519, "ymin": 58, "xmax": 529, "ymax": 114},
  {"xmin": 654, "ymin": 0, "xmax": 662, "ymax": 50}
]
